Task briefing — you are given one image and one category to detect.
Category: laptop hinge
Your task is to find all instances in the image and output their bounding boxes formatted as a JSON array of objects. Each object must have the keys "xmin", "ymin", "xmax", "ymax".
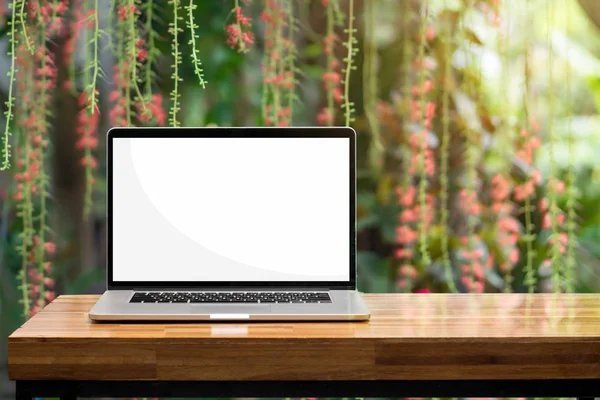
[{"xmin": 131, "ymin": 287, "xmax": 332, "ymax": 292}]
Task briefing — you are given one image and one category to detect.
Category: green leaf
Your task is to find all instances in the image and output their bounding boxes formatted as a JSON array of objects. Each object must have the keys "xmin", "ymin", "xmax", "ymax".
[
  {"xmin": 302, "ymin": 64, "xmax": 324, "ymax": 80},
  {"xmin": 64, "ymin": 268, "xmax": 105, "ymax": 294},
  {"xmin": 303, "ymin": 43, "xmax": 323, "ymax": 59},
  {"xmin": 357, "ymin": 214, "xmax": 379, "ymax": 231},
  {"xmin": 356, "ymin": 251, "xmax": 392, "ymax": 292},
  {"xmin": 586, "ymin": 76, "xmax": 600, "ymax": 111},
  {"xmin": 357, "ymin": 192, "xmax": 377, "ymax": 209}
]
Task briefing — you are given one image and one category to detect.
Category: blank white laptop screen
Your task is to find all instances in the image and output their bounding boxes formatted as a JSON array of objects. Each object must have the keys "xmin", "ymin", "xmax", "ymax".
[{"xmin": 111, "ymin": 137, "xmax": 350, "ymax": 282}]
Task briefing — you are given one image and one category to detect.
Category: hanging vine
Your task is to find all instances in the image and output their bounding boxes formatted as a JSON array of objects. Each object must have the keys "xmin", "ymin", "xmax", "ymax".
[
  {"xmin": 516, "ymin": 0, "xmax": 539, "ymax": 293},
  {"xmin": 226, "ymin": 0, "xmax": 254, "ymax": 53},
  {"xmin": 126, "ymin": 0, "xmax": 149, "ymax": 123},
  {"xmin": 546, "ymin": 0, "xmax": 565, "ymax": 293},
  {"xmin": 143, "ymin": 0, "xmax": 158, "ymax": 100},
  {"xmin": 110, "ymin": 0, "xmax": 129, "ymax": 127},
  {"xmin": 1, "ymin": 0, "xmax": 21, "ymax": 170},
  {"xmin": 458, "ymin": 6, "xmax": 483, "ymax": 293},
  {"xmin": 317, "ymin": 0, "xmax": 342, "ymax": 126},
  {"xmin": 489, "ymin": 0, "xmax": 519, "ymax": 292},
  {"xmin": 439, "ymin": 0, "xmax": 456, "ymax": 293},
  {"xmin": 341, "ymin": 0, "xmax": 357, "ymax": 127},
  {"xmin": 395, "ymin": 3, "xmax": 415, "ymax": 292},
  {"xmin": 186, "ymin": 0, "xmax": 207, "ymax": 88},
  {"xmin": 169, "ymin": 0, "xmax": 183, "ymax": 127},
  {"xmin": 261, "ymin": 0, "xmax": 294, "ymax": 127},
  {"xmin": 283, "ymin": 0, "xmax": 295, "ymax": 123},
  {"xmin": 363, "ymin": 0, "xmax": 381, "ymax": 160},
  {"xmin": 14, "ymin": 37, "xmax": 34, "ymax": 318},
  {"xmin": 87, "ymin": 0, "xmax": 101, "ymax": 115},
  {"xmin": 65, "ymin": 0, "xmax": 82, "ymax": 93},
  {"xmin": 77, "ymin": 0, "xmax": 100, "ymax": 219},
  {"xmin": 13, "ymin": 4, "xmax": 57, "ymax": 316},
  {"xmin": 563, "ymin": 0, "xmax": 577, "ymax": 293},
  {"xmin": 32, "ymin": 15, "xmax": 56, "ymax": 312},
  {"xmin": 414, "ymin": 0, "xmax": 433, "ymax": 266},
  {"xmin": 19, "ymin": 0, "xmax": 33, "ymax": 54}
]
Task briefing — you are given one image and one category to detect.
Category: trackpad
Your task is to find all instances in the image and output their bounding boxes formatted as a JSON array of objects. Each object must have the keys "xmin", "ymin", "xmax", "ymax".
[{"xmin": 189, "ymin": 305, "xmax": 271, "ymax": 314}]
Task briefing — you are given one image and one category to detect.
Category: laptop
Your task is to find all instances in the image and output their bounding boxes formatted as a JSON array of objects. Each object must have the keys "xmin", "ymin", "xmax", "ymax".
[{"xmin": 89, "ymin": 127, "xmax": 370, "ymax": 321}]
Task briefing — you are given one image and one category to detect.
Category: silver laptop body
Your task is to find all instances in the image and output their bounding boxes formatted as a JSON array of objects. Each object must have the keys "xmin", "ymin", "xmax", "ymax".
[{"xmin": 89, "ymin": 127, "xmax": 370, "ymax": 321}]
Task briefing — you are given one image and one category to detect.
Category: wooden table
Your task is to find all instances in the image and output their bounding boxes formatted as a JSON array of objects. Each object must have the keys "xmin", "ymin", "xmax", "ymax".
[{"xmin": 8, "ymin": 294, "xmax": 600, "ymax": 399}]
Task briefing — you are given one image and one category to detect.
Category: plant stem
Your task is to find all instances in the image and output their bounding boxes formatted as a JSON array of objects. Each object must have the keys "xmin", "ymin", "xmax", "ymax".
[
  {"xmin": 144, "ymin": 0, "xmax": 156, "ymax": 99},
  {"xmin": 325, "ymin": 2, "xmax": 334, "ymax": 126},
  {"xmin": 363, "ymin": 0, "xmax": 381, "ymax": 151},
  {"xmin": 20, "ymin": 130, "xmax": 34, "ymax": 318},
  {"xmin": 499, "ymin": 1, "xmax": 514, "ymax": 292},
  {"xmin": 36, "ymin": 27, "xmax": 50, "ymax": 305},
  {"xmin": 170, "ymin": 0, "xmax": 182, "ymax": 127},
  {"xmin": 564, "ymin": 0, "xmax": 576, "ymax": 293},
  {"xmin": 1, "ymin": 0, "xmax": 19, "ymax": 170},
  {"xmin": 89, "ymin": 0, "xmax": 100, "ymax": 115},
  {"xmin": 285, "ymin": 0, "xmax": 294, "ymax": 124},
  {"xmin": 187, "ymin": 0, "xmax": 206, "ymax": 88},
  {"xmin": 546, "ymin": 0, "xmax": 562, "ymax": 292},
  {"xmin": 342, "ymin": 0, "xmax": 355, "ymax": 127},
  {"xmin": 234, "ymin": 0, "xmax": 248, "ymax": 53},
  {"xmin": 440, "ymin": 1, "xmax": 456, "ymax": 292},
  {"xmin": 20, "ymin": 0, "xmax": 33, "ymax": 54},
  {"xmin": 273, "ymin": 0, "xmax": 283, "ymax": 125},
  {"xmin": 128, "ymin": 0, "xmax": 147, "ymax": 118},
  {"xmin": 416, "ymin": 0, "xmax": 431, "ymax": 265},
  {"xmin": 523, "ymin": 196, "xmax": 536, "ymax": 292},
  {"xmin": 522, "ymin": 0, "xmax": 536, "ymax": 293}
]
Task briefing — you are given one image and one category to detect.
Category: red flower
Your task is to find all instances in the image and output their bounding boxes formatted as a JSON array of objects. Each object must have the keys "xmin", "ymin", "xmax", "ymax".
[
  {"xmin": 333, "ymin": 88, "xmax": 343, "ymax": 104},
  {"xmin": 317, "ymin": 108, "xmax": 333, "ymax": 126},
  {"xmin": 45, "ymin": 291, "xmax": 56, "ymax": 303},
  {"xmin": 425, "ymin": 26, "xmax": 436, "ymax": 41},
  {"xmin": 226, "ymin": 2, "xmax": 254, "ymax": 52},
  {"xmin": 241, "ymin": 32, "xmax": 254, "ymax": 45},
  {"xmin": 30, "ymin": 305, "xmax": 40, "ymax": 317},
  {"xmin": 137, "ymin": 49, "xmax": 147, "ymax": 62},
  {"xmin": 45, "ymin": 242, "xmax": 56, "ymax": 255},
  {"xmin": 56, "ymin": 1, "xmax": 68, "ymax": 14},
  {"xmin": 44, "ymin": 262, "xmax": 53, "ymax": 274},
  {"xmin": 80, "ymin": 156, "xmax": 98, "ymax": 169},
  {"xmin": 117, "ymin": 5, "xmax": 136, "ymax": 21},
  {"xmin": 109, "ymin": 91, "xmax": 120, "ymax": 102}
]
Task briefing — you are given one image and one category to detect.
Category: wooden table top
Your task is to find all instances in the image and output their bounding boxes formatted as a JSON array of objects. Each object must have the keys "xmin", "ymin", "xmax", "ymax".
[{"xmin": 8, "ymin": 293, "xmax": 600, "ymax": 381}]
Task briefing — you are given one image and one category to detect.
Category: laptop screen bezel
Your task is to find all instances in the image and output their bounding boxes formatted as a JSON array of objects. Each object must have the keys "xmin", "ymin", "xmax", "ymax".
[{"xmin": 106, "ymin": 127, "xmax": 356, "ymax": 290}]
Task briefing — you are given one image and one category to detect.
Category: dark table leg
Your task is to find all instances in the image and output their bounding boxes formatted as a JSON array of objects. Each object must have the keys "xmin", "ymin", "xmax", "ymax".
[
  {"xmin": 15, "ymin": 382, "xmax": 29, "ymax": 400},
  {"xmin": 13, "ymin": 379, "xmax": 600, "ymax": 398},
  {"xmin": 16, "ymin": 381, "xmax": 77, "ymax": 400}
]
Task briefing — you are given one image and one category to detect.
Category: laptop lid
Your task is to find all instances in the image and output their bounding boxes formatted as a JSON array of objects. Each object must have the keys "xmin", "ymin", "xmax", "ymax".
[{"xmin": 106, "ymin": 127, "xmax": 356, "ymax": 290}]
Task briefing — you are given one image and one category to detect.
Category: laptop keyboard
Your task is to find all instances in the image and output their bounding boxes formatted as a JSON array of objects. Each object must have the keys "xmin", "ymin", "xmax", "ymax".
[{"xmin": 130, "ymin": 291, "xmax": 332, "ymax": 304}]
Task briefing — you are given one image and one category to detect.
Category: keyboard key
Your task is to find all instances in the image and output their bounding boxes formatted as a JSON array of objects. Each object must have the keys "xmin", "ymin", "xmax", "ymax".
[{"xmin": 130, "ymin": 291, "xmax": 331, "ymax": 304}]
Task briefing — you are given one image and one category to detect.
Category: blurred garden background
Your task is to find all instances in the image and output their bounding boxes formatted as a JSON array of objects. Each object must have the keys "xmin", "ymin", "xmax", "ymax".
[{"xmin": 1, "ymin": 0, "xmax": 600, "ymax": 398}]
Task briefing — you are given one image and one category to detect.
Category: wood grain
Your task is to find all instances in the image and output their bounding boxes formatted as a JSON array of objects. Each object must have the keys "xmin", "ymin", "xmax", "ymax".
[{"xmin": 8, "ymin": 294, "xmax": 600, "ymax": 381}]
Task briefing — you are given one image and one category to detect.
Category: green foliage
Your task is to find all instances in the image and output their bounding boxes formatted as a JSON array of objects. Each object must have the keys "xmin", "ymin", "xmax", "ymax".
[
  {"xmin": 0, "ymin": 2, "xmax": 600, "ymax": 343},
  {"xmin": 1, "ymin": 0, "xmax": 19, "ymax": 171},
  {"xmin": 186, "ymin": 0, "xmax": 207, "ymax": 88}
]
